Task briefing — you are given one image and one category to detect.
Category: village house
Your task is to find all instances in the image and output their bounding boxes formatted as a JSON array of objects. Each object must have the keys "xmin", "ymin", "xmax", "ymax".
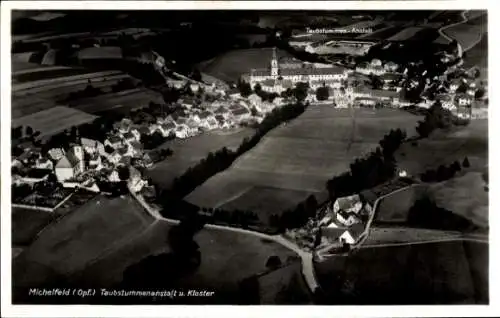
[
  {"xmin": 122, "ymin": 131, "xmax": 138, "ymax": 143},
  {"xmin": 158, "ymin": 122, "xmax": 176, "ymax": 137},
  {"xmin": 247, "ymin": 93, "xmax": 263, "ymax": 107},
  {"xmin": 383, "ymin": 61, "xmax": 399, "ymax": 72},
  {"xmin": 118, "ymin": 118, "xmax": 133, "ymax": 134},
  {"xmin": 333, "ymin": 194, "xmax": 364, "ymax": 215},
  {"xmin": 174, "ymin": 125, "xmax": 189, "ymax": 139},
  {"xmin": 55, "ymin": 146, "xmax": 85, "ymax": 182},
  {"xmin": 35, "ymin": 157, "xmax": 53, "ymax": 170},
  {"xmin": 436, "ymin": 94, "xmax": 456, "ymax": 110},
  {"xmin": 456, "ymin": 93, "xmax": 473, "ymax": 107},
  {"xmin": 227, "ymin": 87, "xmax": 241, "ymax": 100},
  {"xmin": 104, "ymin": 135, "xmax": 123, "ymax": 149},
  {"xmin": 449, "ymin": 78, "xmax": 463, "ymax": 93},
  {"xmin": 81, "ymin": 138, "xmax": 106, "ymax": 155},
  {"xmin": 48, "ymin": 148, "xmax": 65, "ymax": 162},
  {"xmin": 231, "ymin": 107, "xmax": 251, "ymax": 121}
]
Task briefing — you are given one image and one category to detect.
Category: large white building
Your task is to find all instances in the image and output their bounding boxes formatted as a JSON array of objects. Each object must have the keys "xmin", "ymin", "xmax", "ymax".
[{"xmin": 249, "ymin": 48, "xmax": 351, "ymax": 93}]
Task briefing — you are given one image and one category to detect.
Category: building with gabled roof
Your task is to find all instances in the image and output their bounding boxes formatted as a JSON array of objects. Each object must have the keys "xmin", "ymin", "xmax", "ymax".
[{"xmin": 55, "ymin": 146, "xmax": 84, "ymax": 182}]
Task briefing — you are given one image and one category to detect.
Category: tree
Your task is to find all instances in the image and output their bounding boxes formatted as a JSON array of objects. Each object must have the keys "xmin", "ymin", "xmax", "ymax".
[
  {"xmin": 265, "ymin": 255, "xmax": 282, "ymax": 270},
  {"xmin": 294, "ymin": 82, "xmax": 309, "ymax": 102},
  {"xmin": 370, "ymin": 75, "xmax": 384, "ymax": 90},
  {"xmin": 316, "ymin": 86, "xmax": 330, "ymax": 101},
  {"xmin": 254, "ymin": 83, "xmax": 262, "ymax": 95},
  {"xmin": 12, "ymin": 126, "xmax": 23, "ymax": 140},
  {"xmin": 118, "ymin": 166, "xmax": 130, "ymax": 181},
  {"xmin": 463, "ymin": 157, "xmax": 470, "ymax": 168},
  {"xmin": 475, "ymin": 88, "xmax": 485, "ymax": 100},
  {"xmin": 25, "ymin": 126, "xmax": 33, "ymax": 137},
  {"xmin": 105, "ymin": 145, "xmax": 114, "ymax": 154},
  {"xmin": 237, "ymin": 79, "xmax": 253, "ymax": 97},
  {"xmin": 191, "ymin": 68, "xmax": 202, "ymax": 82},
  {"xmin": 456, "ymin": 83, "xmax": 468, "ymax": 94}
]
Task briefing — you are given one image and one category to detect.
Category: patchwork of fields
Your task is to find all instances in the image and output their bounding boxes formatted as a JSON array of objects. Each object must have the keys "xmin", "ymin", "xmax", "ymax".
[
  {"xmin": 146, "ymin": 127, "xmax": 255, "ymax": 189},
  {"xmin": 186, "ymin": 106, "xmax": 422, "ymax": 220}
]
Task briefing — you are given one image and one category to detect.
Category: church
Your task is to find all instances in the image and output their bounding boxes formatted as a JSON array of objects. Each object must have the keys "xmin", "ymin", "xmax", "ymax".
[{"xmin": 248, "ymin": 48, "xmax": 351, "ymax": 94}]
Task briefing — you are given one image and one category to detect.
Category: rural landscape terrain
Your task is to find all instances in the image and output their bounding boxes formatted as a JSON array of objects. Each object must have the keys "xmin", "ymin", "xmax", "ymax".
[{"xmin": 9, "ymin": 9, "xmax": 488, "ymax": 306}]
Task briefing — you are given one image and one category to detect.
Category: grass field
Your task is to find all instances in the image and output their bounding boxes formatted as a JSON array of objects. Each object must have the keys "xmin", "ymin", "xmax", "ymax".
[
  {"xmin": 186, "ymin": 106, "xmax": 422, "ymax": 220},
  {"xmin": 12, "ymin": 106, "xmax": 98, "ymax": 138},
  {"xmin": 357, "ymin": 25, "xmax": 403, "ymax": 40},
  {"xmin": 374, "ymin": 185, "xmax": 428, "ymax": 223},
  {"xmin": 77, "ymin": 46, "xmax": 123, "ymax": 60},
  {"xmin": 462, "ymin": 32, "xmax": 487, "ymax": 80},
  {"xmin": 387, "ymin": 27, "xmax": 426, "ymax": 41},
  {"xmin": 12, "ymin": 67, "xmax": 92, "ymax": 84},
  {"xmin": 198, "ymin": 48, "xmax": 294, "ymax": 83},
  {"xmin": 363, "ymin": 227, "xmax": 466, "ymax": 246},
  {"xmin": 74, "ymin": 219, "xmax": 298, "ymax": 303},
  {"xmin": 315, "ymin": 239, "xmax": 488, "ymax": 304},
  {"xmin": 395, "ymin": 119, "xmax": 488, "ymax": 176},
  {"xmin": 12, "ymin": 208, "xmax": 57, "ymax": 246},
  {"xmin": 68, "ymin": 88, "xmax": 164, "ymax": 115},
  {"xmin": 443, "ymin": 13, "xmax": 486, "ymax": 51},
  {"xmin": 429, "ymin": 172, "xmax": 488, "ymax": 228},
  {"xmin": 146, "ymin": 127, "xmax": 255, "ymax": 189},
  {"xmin": 219, "ymin": 186, "xmax": 313, "ymax": 223},
  {"xmin": 13, "ymin": 195, "xmax": 153, "ymax": 282}
]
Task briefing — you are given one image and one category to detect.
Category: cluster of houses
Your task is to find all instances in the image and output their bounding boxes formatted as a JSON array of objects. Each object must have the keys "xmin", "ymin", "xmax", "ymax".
[{"xmin": 315, "ymin": 177, "xmax": 416, "ymax": 251}]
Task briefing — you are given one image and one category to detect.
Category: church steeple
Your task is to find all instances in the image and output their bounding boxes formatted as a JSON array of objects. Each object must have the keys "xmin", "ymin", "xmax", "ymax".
[{"xmin": 271, "ymin": 47, "xmax": 279, "ymax": 77}]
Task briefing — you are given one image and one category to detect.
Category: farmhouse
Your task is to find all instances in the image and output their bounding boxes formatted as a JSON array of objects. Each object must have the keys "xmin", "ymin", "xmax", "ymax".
[
  {"xmin": 158, "ymin": 122, "xmax": 176, "ymax": 137},
  {"xmin": 48, "ymin": 148, "xmax": 65, "ymax": 161},
  {"xmin": 12, "ymin": 106, "xmax": 98, "ymax": 140}
]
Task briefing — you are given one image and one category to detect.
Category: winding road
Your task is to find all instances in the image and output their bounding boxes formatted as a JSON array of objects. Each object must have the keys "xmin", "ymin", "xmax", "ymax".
[{"xmin": 438, "ymin": 10, "xmax": 485, "ymax": 58}]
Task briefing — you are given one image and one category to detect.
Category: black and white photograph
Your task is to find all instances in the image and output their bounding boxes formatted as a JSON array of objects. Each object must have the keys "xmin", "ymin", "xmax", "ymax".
[{"xmin": 1, "ymin": 1, "xmax": 494, "ymax": 316}]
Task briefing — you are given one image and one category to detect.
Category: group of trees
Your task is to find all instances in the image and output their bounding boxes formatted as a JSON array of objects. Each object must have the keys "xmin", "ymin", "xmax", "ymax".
[
  {"xmin": 327, "ymin": 128, "xmax": 407, "ymax": 198},
  {"xmin": 202, "ymin": 207, "xmax": 261, "ymax": 229},
  {"xmin": 415, "ymin": 101, "xmax": 468, "ymax": 138},
  {"xmin": 111, "ymin": 77, "xmax": 140, "ymax": 93},
  {"xmin": 420, "ymin": 157, "xmax": 470, "ymax": 183},
  {"xmin": 64, "ymin": 81, "xmax": 104, "ymax": 102},
  {"xmin": 11, "ymin": 125, "xmax": 40, "ymax": 142},
  {"xmin": 269, "ymin": 194, "xmax": 319, "ymax": 231}
]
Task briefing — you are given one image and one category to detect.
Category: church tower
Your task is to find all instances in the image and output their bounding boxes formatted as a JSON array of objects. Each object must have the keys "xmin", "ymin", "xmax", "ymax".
[{"xmin": 271, "ymin": 47, "xmax": 279, "ymax": 77}]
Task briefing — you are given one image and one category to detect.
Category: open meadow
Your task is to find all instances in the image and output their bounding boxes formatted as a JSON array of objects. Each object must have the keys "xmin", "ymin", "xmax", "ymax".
[
  {"xmin": 315, "ymin": 239, "xmax": 488, "ymax": 304},
  {"xmin": 75, "ymin": 218, "xmax": 298, "ymax": 303},
  {"xmin": 197, "ymin": 48, "xmax": 294, "ymax": 83},
  {"xmin": 13, "ymin": 195, "xmax": 154, "ymax": 289},
  {"xmin": 442, "ymin": 13, "xmax": 486, "ymax": 51},
  {"xmin": 395, "ymin": 119, "xmax": 487, "ymax": 176},
  {"xmin": 146, "ymin": 127, "xmax": 255, "ymax": 189},
  {"xmin": 186, "ymin": 106, "xmax": 422, "ymax": 223}
]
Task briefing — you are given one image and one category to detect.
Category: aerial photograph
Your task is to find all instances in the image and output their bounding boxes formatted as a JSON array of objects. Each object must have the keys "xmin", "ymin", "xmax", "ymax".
[{"xmin": 9, "ymin": 8, "xmax": 488, "ymax": 305}]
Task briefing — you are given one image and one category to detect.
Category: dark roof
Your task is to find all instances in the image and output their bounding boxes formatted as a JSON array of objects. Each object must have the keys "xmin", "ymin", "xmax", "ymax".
[
  {"xmin": 26, "ymin": 168, "xmax": 52, "ymax": 179},
  {"xmin": 227, "ymin": 87, "xmax": 240, "ymax": 95},
  {"xmin": 215, "ymin": 114, "xmax": 225, "ymax": 122},
  {"xmin": 162, "ymin": 122, "xmax": 176, "ymax": 129},
  {"xmin": 280, "ymin": 66, "xmax": 345, "ymax": 76},
  {"xmin": 198, "ymin": 111, "xmax": 213, "ymax": 119},
  {"xmin": 214, "ymin": 106, "xmax": 229, "ymax": 114},
  {"xmin": 108, "ymin": 135, "xmax": 122, "ymax": 143},
  {"xmin": 123, "ymin": 132, "xmax": 135, "ymax": 139},
  {"xmin": 231, "ymin": 108, "xmax": 250, "ymax": 116}
]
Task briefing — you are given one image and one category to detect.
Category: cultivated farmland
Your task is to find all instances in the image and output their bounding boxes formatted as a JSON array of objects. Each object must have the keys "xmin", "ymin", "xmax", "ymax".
[
  {"xmin": 146, "ymin": 127, "xmax": 255, "ymax": 189},
  {"xmin": 12, "ymin": 106, "xmax": 98, "ymax": 138},
  {"xmin": 186, "ymin": 106, "xmax": 422, "ymax": 220},
  {"xmin": 77, "ymin": 46, "xmax": 123, "ymax": 60},
  {"xmin": 198, "ymin": 48, "xmax": 294, "ymax": 83},
  {"xmin": 315, "ymin": 239, "xmax": 488, "ymax": 304},
  {"xmin": 68, "ymin": 87, "xmax": 164, "ymax": 115}
]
